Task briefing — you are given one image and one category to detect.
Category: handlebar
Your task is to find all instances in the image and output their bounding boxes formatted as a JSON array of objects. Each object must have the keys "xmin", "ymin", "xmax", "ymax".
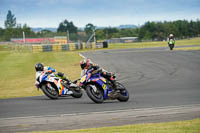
[{"xmin": 73, "ymin": 78, "xmax": 80, "ymax": 84}]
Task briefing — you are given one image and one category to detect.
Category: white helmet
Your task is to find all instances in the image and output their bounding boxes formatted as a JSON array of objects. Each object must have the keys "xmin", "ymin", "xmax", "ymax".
[{"xmin": 169, "ymin": 34, "xmax": 174, "ymax": 37}]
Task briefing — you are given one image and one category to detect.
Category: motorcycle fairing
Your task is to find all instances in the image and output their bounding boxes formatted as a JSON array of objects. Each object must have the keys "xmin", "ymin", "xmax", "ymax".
[
  {"xmin": 55, "ymin": 79, "xmax": 69, "ymax": 95},
  {"xmin": 37, "ymin": 72, "xmax": 70, "ymax": 96},
  {"xmin": 81, "ymin": 72, "xmax": 113, "ymax": 99}
]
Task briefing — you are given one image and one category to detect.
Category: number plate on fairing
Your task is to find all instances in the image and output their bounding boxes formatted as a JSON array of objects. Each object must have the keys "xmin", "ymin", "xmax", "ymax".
[{"xmin": 80, "ymin": 75, "xmax": 87, "ymax": 83}]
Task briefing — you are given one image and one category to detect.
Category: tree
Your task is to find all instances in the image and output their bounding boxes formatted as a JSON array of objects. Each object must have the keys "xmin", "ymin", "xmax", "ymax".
[
  {"xmin": 84, "ymin": 23, "xmax": 95, "ymax": 35},
  {"xmin": 37, "ymin": 29, "xmax": 55, "ymax": 37},
  {"xmin": 96, "ymin": 29, "xmax": 105, "ymax": 40},
  {"xmin": 0, "ymin": 28, "xmax": 5, "ymax": 41},
  {"xmin": 5, "ymin": 10, "xmax": 16, "ymax": 28},
  {"xmin": 103, "ymin": 28, "xmax": 119, "ymax": 39},
  {"xmin": 120, "ymin": 28, "xmax": 138, "ymax": 37},
  {"xmin": 57, "ymin": 19, "xmax": 78, "ymax": 34}
]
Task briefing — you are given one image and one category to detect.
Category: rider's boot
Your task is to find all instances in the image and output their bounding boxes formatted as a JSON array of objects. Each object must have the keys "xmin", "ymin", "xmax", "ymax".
[
  {"xmin": 66, "ymin": 90, "xmax": 73, "ymax": 95},
  {"xmin": 61, "ymin": 81, "xmax": 68, "ymax": 88},
  {"xmin": 108, "ymin": 80, "xmax": 119, "ymax": 98},
  {"xmin": 110, "ymin": 79, "xmax": 120, "ymax": 93}
]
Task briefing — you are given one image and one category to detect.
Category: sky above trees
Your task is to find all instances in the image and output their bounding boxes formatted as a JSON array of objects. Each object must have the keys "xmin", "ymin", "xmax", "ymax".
[{"xmin": 0, "ymin": 0, "xmax": 200, "ymax": 28}]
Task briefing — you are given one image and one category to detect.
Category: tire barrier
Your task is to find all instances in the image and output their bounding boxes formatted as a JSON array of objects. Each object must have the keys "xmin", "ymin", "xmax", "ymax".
[
  {"xmin": 32, "ymin": 45, "xmax": 43, "ymax": 52},
  {"xmin": 103, "ymin": 41, "xmax": 108, "ymax": 48},
  {"xmin": 31, "ymin": 42, "xmax": 108, "ymax": 52},
  {"xmin": 42, "ymin": 45, "xmax": 52, "ymax": 52},
  {"xmin": 52, "ymin": 45, "xmax": 62, "ymax": 52},
  {"xmin": 62, "ymin": 44, "xmax": 69, "ymax": 51},
  {"xmin": 69, "ymin": 43, "xmax": 75, "ymax": 51}
]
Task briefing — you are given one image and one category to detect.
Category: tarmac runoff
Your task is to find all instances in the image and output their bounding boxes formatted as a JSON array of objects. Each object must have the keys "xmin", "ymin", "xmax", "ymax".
[{"xmin": 0, "ymin": 104, "xmax": 200, "ymax": 132}]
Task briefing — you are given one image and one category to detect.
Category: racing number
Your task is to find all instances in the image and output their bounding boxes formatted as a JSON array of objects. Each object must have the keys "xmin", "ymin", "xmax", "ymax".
[{"xmin": 102, "ymin": 84, "xmax": 107, "ymax": 90}]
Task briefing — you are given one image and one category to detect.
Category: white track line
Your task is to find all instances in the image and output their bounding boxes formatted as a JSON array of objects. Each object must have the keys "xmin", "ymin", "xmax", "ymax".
[{"xmin": 79, "ymin": 53, "xmax": 86, "ymax": 59}]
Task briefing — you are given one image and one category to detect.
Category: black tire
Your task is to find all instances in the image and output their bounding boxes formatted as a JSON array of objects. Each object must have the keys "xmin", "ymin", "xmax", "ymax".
[
  {"xmin": 41, "ymin": 84, "xmax": 59, "ymax": 99},
  {"xmin": 86, "ymin": 84, "xmax": 104, "ymax": 103},
  {"xmin": 116, "ymin": 82, "xmax": 129, "ymax": 102},
  {"xmin": 169, "ymin": 44, "xmax": 174, "ymax": 50},
  {"xmin": 71, "ymin": 88, "xmax": 83, "ymax": 98}
]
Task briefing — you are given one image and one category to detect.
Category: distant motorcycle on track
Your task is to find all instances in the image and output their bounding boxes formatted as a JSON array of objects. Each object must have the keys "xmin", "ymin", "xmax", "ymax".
[
  {"xmin": 79, "ymin": 71, "xmax": 129, "ymax": 103},
  {"xmin": 168, "ymin": 38, "xmax": 175, "ymax": 50},
  {"xmin": 35, "ymin": 71, "xmax": 82, "ymax": 99}
]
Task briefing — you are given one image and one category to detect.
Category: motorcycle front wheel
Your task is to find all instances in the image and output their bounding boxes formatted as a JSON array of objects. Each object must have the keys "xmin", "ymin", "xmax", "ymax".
[
  {"xmin": 86, "ymin": 85, "xmax": 104, "ymax": 103},
  {"xmin": 41, "ymin": 84, "xmax": 59, "ymax": 99}
]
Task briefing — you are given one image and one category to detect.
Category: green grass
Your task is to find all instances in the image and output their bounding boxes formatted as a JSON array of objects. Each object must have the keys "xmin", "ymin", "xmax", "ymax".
[
  {"xmin": 28, "ymin": 118, "xmax": 200, "ymax": 133},
  {"xmin": 108, "ymin": 37, "xmax": 200, "ymax": 49},
  {"xmin": 0, "ymin": 44, "xmax": 9, "ymax": 51},
  {"xmin": 0, "ymin": 51, "xmax": 82, "ymax": 99},
  {"xmin": 174, "ymin": 47, "xmax": 200, "ymax": 51}
]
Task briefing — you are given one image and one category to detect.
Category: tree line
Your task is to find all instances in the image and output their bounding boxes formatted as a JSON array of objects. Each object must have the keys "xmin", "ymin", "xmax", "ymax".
[
  {"xmin": 139, "ymin": 20, "xmax": 200, "ymax": 41},
  {"xmin": 0, "ymin": 10, "xmax": 200, "ymax": 42}
]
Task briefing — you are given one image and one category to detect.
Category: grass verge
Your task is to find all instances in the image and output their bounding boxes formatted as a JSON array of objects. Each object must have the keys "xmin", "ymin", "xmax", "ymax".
[
  {"xmin": 0, "ymin": 51, "xmax": 81, "ymax": 99},
  {"xmin": 28, "ymin": 118, "xmax": 200, "ymax": 133},
  {"xmin": 174, "ymin": 47, "xmax": 200, "ymax": 51}
]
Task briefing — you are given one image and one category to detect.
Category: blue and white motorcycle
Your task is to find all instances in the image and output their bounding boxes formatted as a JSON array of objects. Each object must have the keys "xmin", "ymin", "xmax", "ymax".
[{"xmin": 35, "ymin": 71, "xmax": 82, "ymax": 99}]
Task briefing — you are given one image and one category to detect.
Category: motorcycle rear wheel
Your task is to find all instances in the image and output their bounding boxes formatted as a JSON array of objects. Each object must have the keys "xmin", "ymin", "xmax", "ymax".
[
  {"xmin": 169, "ymin": 44, "xmax": 174, "ymax": 50},
  {"xmin": 71, "ymin": 87, "xmax": 83, "ymax": 98},
  {"xmin": 41, "ymin": 84, "xmax": 59, "ymax": 99},
  {"xmin": 116, "ymin": 82, "xmax": 129, "ymax": 102}
]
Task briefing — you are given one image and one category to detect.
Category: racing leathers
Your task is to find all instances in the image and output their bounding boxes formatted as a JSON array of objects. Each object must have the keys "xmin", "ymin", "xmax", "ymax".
[
  {"xmin": 35, "ymin": 66, "xmax": 70, "ymax": 88},
  {"xmin": 168, "ymin": 34, "xmax": 175, "ymax": 45},
  {"xmin": 81, "ymin": 63, "xmax": 117, "ymax": 89}
]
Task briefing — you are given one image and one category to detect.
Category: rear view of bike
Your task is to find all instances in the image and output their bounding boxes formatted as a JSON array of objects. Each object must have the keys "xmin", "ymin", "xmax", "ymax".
[{"xmin": 168, "ymin": 39, "xmax": 175, "ymax": 50}]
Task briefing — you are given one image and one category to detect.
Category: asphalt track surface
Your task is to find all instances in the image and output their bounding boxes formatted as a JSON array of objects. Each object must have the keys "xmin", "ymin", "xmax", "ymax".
[{"xmin": 0, "ymin": 47, "xmax": 200, "ymax": 132}]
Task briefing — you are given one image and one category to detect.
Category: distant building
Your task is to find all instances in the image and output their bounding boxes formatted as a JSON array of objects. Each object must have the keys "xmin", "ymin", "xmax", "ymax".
[
  {"xmin": 77, "ymin": 31, "xmax": 86, "ymax": 36},
  {"xmin": 11, "ymin": 38, "xmax": 54, "ymax": 44},
  {"xmin": 107, "ymin": 38, "xmax": 121, "ymax": 43},
  {"xmin": 120, "ymin": 37, "xmax": 139, "ymax": 43},
  {"xmin": 54, "ymin": 36, "xmax": 67, "ymax": 44},
  {"xmin": 107, "ymin": 37, "xmax": 139, "ymax": 43},
  {"xmin": 11, "ymin": 36, "xmax": 68, "ymax": 44}
]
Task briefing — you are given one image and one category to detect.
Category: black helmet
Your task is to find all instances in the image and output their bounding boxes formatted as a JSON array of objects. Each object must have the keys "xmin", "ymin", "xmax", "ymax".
[{"xmin": 35, "ymin": 63, "xmax": 44, "ymax": 71}]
